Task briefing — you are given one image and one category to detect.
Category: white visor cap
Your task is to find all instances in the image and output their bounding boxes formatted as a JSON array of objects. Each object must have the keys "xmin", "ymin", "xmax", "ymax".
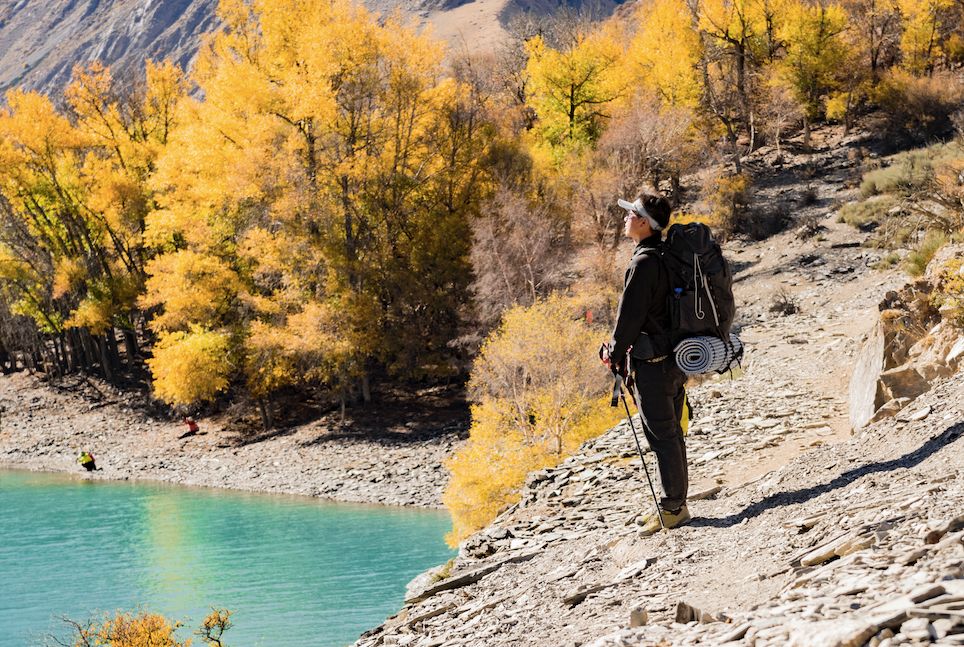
[{"xmin": 617, "ymin": 198, "xmax": 662, "ymax": 231}]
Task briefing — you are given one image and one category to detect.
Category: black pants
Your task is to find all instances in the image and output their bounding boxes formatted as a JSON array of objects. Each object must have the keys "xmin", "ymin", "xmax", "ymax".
[{"xmin": 631, "ymin": 357, "xmax": 688, "ymax": 511}]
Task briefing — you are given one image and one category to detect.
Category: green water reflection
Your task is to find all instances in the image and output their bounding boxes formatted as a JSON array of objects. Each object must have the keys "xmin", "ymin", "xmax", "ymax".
[{"xmin": 0, "ymin": 469, "xmax": 454, "ymax": 646}]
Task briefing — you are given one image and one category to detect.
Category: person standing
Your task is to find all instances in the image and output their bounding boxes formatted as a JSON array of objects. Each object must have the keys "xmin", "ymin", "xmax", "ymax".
[{"xmin": 609, "ymin": 194, "xmax": 690, "ymax": 536}]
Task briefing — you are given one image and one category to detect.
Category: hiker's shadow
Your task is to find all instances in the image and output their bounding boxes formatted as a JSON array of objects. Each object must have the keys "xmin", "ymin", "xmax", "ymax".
[{"xmin": 691, "ymin": 421, "xmax": 964, "ymax": 529}]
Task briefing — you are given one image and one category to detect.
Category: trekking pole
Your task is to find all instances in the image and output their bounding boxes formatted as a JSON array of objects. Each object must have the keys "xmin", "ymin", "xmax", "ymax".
[{"xmin": 616, "ymin": 376, "xmax": 665, "ymax": 531}]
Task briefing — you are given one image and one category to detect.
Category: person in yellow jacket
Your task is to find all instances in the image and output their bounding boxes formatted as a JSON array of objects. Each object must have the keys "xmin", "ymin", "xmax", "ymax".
[{"xmin": 77, "ymin": 451, "xmax": 97, "ymax": 472}]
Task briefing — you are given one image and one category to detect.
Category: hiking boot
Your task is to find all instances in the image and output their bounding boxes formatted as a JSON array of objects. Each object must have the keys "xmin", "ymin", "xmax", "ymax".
[{"xmin": 636, "ymin": 505, "xmax": 691, "ymax": 536}]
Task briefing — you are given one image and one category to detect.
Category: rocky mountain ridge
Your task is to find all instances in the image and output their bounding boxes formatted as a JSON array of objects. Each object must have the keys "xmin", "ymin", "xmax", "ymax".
[{"xmin": 0, "ymin": 0, "xmax": 626, "ymax": 97}]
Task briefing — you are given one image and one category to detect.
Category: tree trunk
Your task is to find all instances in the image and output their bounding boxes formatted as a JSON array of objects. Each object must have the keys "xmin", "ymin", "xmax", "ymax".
[
  {"xmin": 96, "ymin": 335, "xmax": 114, "ymax": 382},
  {"xmin": 727, "ymin": 126, "xmax": 742, "ymax": 174},
  {"xmin": 53, "ymin": 336, "xmax": 67, "ymax": 374},
  {"xmin": 122, "ymin": 329, "xmax": 138, "ymax": 366},
  {"xmin": 105, "ymin": 328, "xmax": 121, "ymax": 373},
  {"xmin": 747, "ymin": 110, "xmax": 756, "ymax": 155},
  {"xmin": 69, "ymin": 329, "xmax": 85, "ymax": 370},
  {"xmin": 803, "ymin": 116, "xmax": 812, "ymax": 151},
  {"xmin": 64, "ymin": 333, "xmax": 76, "ymax": 372},
  {"xmin": 0, "ymin": 341, "xmax": 10, "ymax": 374},
  {"xmin": 258, "ymin": 399, "xmax": 274, "ymax": 430},
  {"xmin": 80, "ymin": 329, "xmax": 97, "ymax": 369},
  {"xmin": 361, "ymin": 373, "xmax": 371, "ymax": 404}
]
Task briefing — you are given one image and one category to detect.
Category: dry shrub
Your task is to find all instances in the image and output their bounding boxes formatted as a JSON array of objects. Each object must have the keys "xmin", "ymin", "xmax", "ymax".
[
  {"xmin": 470, "ymin": 185, "xmax": 571, "ymax": 327},
  {"xmin": 838, "ymin": 195, "xmax": 900, "ymax": 227},
  {"xmin": 59, "ymin": 609, "xmax": 233, "ymax": 647},
  {"xmin": 799, "ymin": 185, "xmax": 819, "ymax": 206},
  {"xmin": 874, "ymin": 70, "xmax": 964, "ymax": 145},
  {"xmin": 596, "ymin": 93, "xmax": 704, "ymax": 205},
  {"xmin": 933, "ymin": 257, "xmax": 964, "ymax": 331},
  {"xmin": 769, "ymin": 289, "xmax": 801, "ymax": 316},
  {"xmin": 734, "ymin": 204, "xmax": 791, "ymax": 240},
  {"xmin": 859, "ymin": 142, "xmax": 962, "ymax": 198},
  {"xmin": 703, "ymin": 172, "xmax": 750, "ymax": 237},
  {"xmin": 796, "ymin": 214, "xmax": 826, "ymax": 239}
]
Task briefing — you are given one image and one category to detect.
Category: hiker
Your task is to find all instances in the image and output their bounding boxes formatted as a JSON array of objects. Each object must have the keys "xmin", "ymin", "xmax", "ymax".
[
  {"xmin": 608, "ymin": 194, "xmax": 690, "ymax": 536},
  {"xmin": 180, "ymin": 416, "xmax": 199, "ymax": 439},
  {"xmin": 78, "ymin": 450, "xmax": 97, "ymax": 472}
]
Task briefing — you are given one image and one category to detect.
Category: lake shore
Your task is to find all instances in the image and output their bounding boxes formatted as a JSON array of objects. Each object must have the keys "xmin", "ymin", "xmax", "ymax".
[{"xmin": 0, "ymin": 372, "xmax": 467, "ymax": 508}]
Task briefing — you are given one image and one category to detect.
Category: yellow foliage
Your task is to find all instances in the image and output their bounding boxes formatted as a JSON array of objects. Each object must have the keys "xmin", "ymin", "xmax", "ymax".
[
  {"xmin": 245, "ymin": 301, "xmax": 355, "ymax": 397},
  {"xmin": 140, "ymin": 250, "xmax": 239, "ymax": 332},
  {"xmin": 524, "ymin": 27, "xmax": 626, "ymax": 158},
  {"xmin": 443, "ymin": 295, "xmax": 623, "ymax": 545},
  {"xmin": 825, "ymin": 91, "xmax": 850, "ymax": 121},
  {"xmin": 147, "ymin": 326, "xmax": 232, "ymax": 406},
  {"xmin": 670, "ymin": 211, "xmax": 723, "ymax": 228},
  {"xmin": 73, "ymin": 611, "xmax": 188, "ymax": 647},
  {"xmin": 706, "ymin": 173, "xmax": 750, "ymax": 234},
  {"xmin": 626, "ymin": 0, "xmax": 703, "ymax": 108},
  {"xmin": 143, "ymin": 0, "xmax": 480, "ymax": 396},
  {"xmin": 897, "ymin": 0, "xmax": 954, "ymax": 73},
  {"xmin": 66, "ymin": 298, "xmax": 112, "ymax": 335},
  {"xmin": 444, "ymin": 395, "xmax": 621, "ymax": 546},
  {"xmin": 52, "ymin": 257, "xmax": 88, "ymax": 299},
  {"xmin": 776, "ymin": 0, "xmax": 851, "ymax": 119}
]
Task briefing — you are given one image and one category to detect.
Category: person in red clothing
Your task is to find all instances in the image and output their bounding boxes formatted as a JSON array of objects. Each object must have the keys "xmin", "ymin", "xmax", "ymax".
[{"xmin": 180, "ymin": 416, "xmax": 199, "ymax": 439}]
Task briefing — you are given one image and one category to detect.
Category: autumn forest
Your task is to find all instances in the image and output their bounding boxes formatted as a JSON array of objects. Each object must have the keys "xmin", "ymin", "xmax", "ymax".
[{"xmin": 1, "ymin": 0, "xmax": 962, "ymax": 538}]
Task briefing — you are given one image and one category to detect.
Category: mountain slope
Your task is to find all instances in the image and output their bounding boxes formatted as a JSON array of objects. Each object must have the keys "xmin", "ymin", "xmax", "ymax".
[
  {"xmin": 0, "ymin": 0, "xmax": 627, "ymax": 97},
  {"xmin": 0, "ymin": 0, "xmax": 219, "ymax": 95},
  {"xmin": 355, "ymin": 129, "xmax": 964, "ymax": 646}
]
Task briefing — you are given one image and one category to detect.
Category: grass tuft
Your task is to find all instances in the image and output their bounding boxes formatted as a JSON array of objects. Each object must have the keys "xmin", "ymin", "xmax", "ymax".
[{"xmin": 903, "ymin": 230, "xmax": 948, "ymax": 277}]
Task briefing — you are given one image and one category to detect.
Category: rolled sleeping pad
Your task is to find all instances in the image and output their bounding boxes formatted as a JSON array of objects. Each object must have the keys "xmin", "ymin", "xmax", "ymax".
[{"xmin": 674, "ymin": 333, "xmax": 743, "ymax": 376}]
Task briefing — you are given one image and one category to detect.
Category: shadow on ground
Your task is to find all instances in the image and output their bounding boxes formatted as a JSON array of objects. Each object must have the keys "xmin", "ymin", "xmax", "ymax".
[{"xmin": 691, "ymin": 421, "xmax": 964, "ymax": 529}]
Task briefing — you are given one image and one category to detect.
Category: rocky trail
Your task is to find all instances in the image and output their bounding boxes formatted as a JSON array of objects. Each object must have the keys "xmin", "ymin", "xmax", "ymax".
[
  {"xmin": 357, "ymin": 135, "xmax": 964, "ymax": 646},
  {"xmin": 372, "ymin": 373, "xmax": 962, "ymax": 647}
]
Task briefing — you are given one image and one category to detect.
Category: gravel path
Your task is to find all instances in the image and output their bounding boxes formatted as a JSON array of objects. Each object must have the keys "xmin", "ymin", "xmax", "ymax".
[{"xmin": 0, "ymin": 377, "xmax": 466, "ymax": 508}]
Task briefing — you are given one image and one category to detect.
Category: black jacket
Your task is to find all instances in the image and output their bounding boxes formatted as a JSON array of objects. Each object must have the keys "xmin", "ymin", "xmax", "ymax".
[{"xmin": 610, "ymin": 234, "xmax": 672, "ymax": 363}]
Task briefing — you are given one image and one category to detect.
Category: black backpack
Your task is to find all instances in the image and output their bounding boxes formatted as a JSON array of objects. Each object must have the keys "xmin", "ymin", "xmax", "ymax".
[{"xmin": 659, "ymin": 222, "xmax": 736, "ymax": 345}]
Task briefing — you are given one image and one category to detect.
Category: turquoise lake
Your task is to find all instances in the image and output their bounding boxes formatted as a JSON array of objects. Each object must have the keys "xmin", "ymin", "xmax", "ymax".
[{"xmin": 0, "ymin": 469, "xmax": 455, "ymax": 646}]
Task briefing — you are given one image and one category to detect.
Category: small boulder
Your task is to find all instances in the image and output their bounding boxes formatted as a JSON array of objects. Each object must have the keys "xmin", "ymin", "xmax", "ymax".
[
  {"xmin": 629, "ymin": 607, "xmax": 649, "ymax": 627},
  {"xmin": 404, "ymin": 562, "xmax": 452, "ymax": 602},
  {"xmin": 879, "ymin": 365, "xmax": 930, "ymax": 401}
]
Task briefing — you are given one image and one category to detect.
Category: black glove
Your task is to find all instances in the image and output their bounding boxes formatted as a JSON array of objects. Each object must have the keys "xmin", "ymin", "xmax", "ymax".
[
  {"xmin": 614, "ymin": 356, "xmax": 628, "ymax": 376},
  {"xmin": 600, "ymin": 342, "xmax": 628, "ymax": 377}
]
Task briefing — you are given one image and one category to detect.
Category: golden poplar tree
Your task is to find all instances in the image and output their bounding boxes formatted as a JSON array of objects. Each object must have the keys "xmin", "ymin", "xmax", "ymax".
[
  {"xmin": 777, "ymin": 0, "xmax": 851, "ymax": 140},
  {"xmin": 145, "ymin": 0, "xmax": 492, "ymax": 416},
  {"xmin": 897, "ymin": 0, "xmax": 955, "ymax": 73},
  {"xmin": 0, "ymin": 62, "xmax": 182, "ymax": 379},
  {"xmin": 524, "ymin": 25, "xmax": 626, "ymax": 160},
  {"xmin": 625, "ymin": 0, "xmax": 703, "ymax": 109}
]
